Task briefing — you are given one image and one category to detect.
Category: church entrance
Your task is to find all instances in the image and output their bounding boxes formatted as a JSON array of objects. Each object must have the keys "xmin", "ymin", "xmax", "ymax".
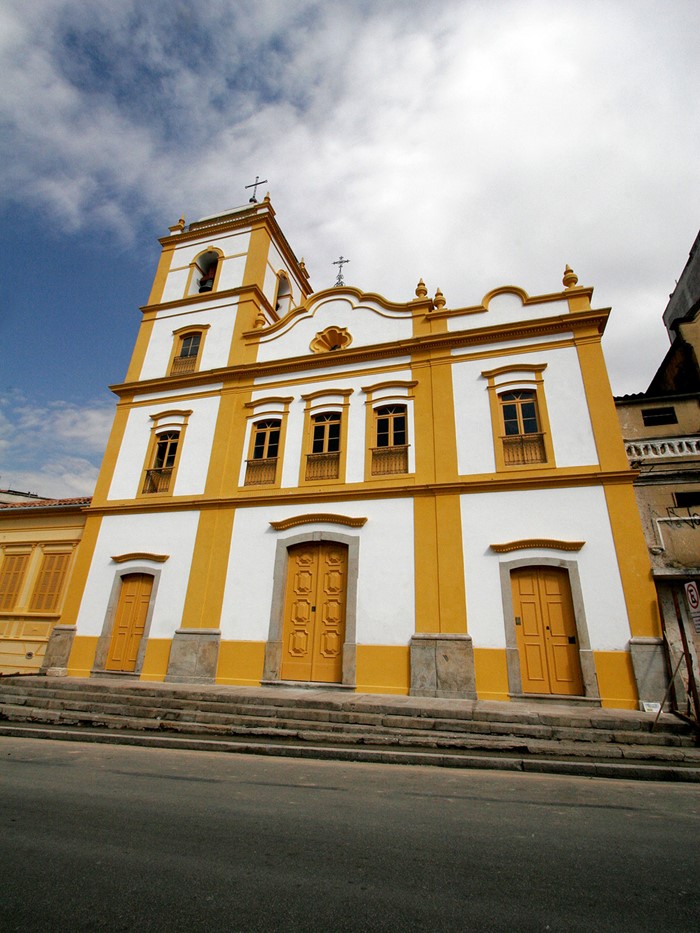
[
  {"xmin": 105, "ymin": 573, "xmax": 153, "ymax": 672},
  {"xmin": 511, "ymin": 567, "xmax": 583, "ymax": 695},
  {"xmin": 280, "ymin": 542, "xmax": 348, "ymax": 683}
]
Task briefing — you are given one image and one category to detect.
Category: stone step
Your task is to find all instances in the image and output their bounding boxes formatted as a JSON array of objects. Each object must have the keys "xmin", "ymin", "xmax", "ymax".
[
  {"xmin": 3, "ymin": 698, "xmax": 699, "ymax": 767},
  {"xmin": 2, "ymin": 691, "xmax": 696, "ymax": 751},
  {"xmin": 1, "ymin": 678, "xmax": 693, "ymax": 738}
]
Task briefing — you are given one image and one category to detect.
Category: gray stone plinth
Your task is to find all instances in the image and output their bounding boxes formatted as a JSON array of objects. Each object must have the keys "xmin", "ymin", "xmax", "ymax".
[
  {"xmin": 165, "ymin": 628, "xmax": 221, "ymax": 684},
  {"xmin": 410, "ymin": 633, "xmax": 476, "ymax": 699},
  {"xmin": 40, "ymin": 624, "xmax": 77, "ymax": 676},
  {"xmin": 629, "ymin": 637, "xmax": 668, "ymax": 710}
]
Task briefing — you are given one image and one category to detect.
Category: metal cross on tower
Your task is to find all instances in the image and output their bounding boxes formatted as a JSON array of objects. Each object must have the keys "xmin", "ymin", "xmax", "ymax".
[
  {"xmin": 333, "ymin": 256, "xmax": 350, "ymax": 287},
  {"xmin": 245, "ymin": 175, "xmax": 268, "ymax": 203}
]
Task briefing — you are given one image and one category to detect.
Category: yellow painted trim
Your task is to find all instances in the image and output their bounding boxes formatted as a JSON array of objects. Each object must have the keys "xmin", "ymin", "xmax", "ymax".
[
  {"xmin": 603, "ymin": 483, "xmax": 661, "ymax": 638},
  {"xmin": 413, "ymin": 495, "xmax": 468, "ymax": 634},
  {"xmin": 165, "ymin": 324, "xmax": 212, "ymax": 377},
  {"xmin": 490, "ymin": 539, "xmax": 585, "ymax": 553},
  {"xmin": 204, "ymin": 385, "xmax": 254, "ymax": 498},
  {"xmin": 111, "ymin": 552, "xmax": 169, "ymax": 563},
  {"xmin": 59, "ymin": 515, "xmax": 103, "ymax": 628},
  {"xmin": 483, "ymin": 366, "xmax": 556, "ymax": 472},
  {"xmin": 66, "ymin": 635, "xmax": 99, "ymax": 677},
  {"xmin": 180, "ymin": 508, "xmax": 235, "ymax": 629},
  {"xmin": 473, "ymin": 647, "xmax": 510, "ymax": 701},
  {"xmin": 593, "ymin": 649, "xmax": 639, "ymax": 709},
  {"xmin": 147, "ymin": 243, "xmax": 176, "ymax": 306},
  {"xmin": 298, "ymin": 393, "xmax": 351, "ymax": 488},
  {"xmin": 184, "ymin": 246, "xmax": 225, "ymax": 299},
  {"xmin": 356, "ymin": 645, "xmax": 410, "ymax": 694},
  {"xmin": 216, "ymin": 639, "xmax": 266, "ymax": 685},
  {"xmin": 140, "ymin": 638, "xmax": 171, "ymax": 681},
  {"xmin": 91, "ymin": 401, "xmax": 132, "ymax": 504},
  {"xmin": 575, "ymin": 331, "xmax": 630, "ymax": 472},
  {"xmin": 270, "ymin": 514, "xmax": 367, "ymax": 530},
  {"xmin": 137, "ymin": 411, "xmax": 192, "ymax": 500},
  {"xmin": 240, "ymin": 398, "xmax": 293, "ymax": 490}
]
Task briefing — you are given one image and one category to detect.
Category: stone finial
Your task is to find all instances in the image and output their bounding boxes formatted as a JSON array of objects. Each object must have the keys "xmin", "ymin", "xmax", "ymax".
[
  {"xmin": 253, "ymin": 310, "xmax": 267, "ymax": 329},
  {"xmin": 169, "ymin": 216, "xmax": 186, "ymax": 234},
  {"xmin": 299, "ymin": 257, "xmax": 308, "ymax": 275},
  {"xmin": 563, "ymin": 264, "xmax": 579, "ymax": 289},
  {"xmin": 415, "ymin": 278, "xmax": 428, "ymax": 299},
  {"xmin": 264, "ymin": 192, "xmax": 271, "ymax": 202},
  {"xmin": 434, "ymin": 287, "xmax": 446, "ymax": 310}
]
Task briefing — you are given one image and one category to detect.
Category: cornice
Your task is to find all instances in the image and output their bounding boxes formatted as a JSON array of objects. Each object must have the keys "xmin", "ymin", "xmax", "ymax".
[
  {"xmin": 85, "ymin": 468, "xmax": 635, "ymax": 517},
  {"xmin": 110, "ymin": 307, "xmax": 611, "ymax": 398}
]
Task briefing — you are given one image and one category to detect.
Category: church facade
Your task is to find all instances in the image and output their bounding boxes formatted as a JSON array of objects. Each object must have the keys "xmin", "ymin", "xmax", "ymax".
[{"xmin": 47, "ymin": 198, "xmax": 661, "ymax": 708}]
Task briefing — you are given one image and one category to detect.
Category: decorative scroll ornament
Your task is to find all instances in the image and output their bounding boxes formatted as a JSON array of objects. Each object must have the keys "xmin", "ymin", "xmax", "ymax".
[
  {"xmin": 490, "ymin": 539, "xmax": 585, "ymax": 553},
  {"xmin": 270, "ymin": 513, "xmax": 367, "ymax": 530},
  {"xmin": 310, "ymin": 326, "xmax": 353, "ymax": 353}
]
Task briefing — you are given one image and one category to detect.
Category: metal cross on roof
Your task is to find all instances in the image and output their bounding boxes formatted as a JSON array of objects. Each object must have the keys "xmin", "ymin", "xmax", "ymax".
[
  {"xmin": 245, "ymin": 175, "xmax": 268, "ymax": 203},
  {"xmin": 333, "ymin": 256, "xmax": 350, "ymax": 287}
]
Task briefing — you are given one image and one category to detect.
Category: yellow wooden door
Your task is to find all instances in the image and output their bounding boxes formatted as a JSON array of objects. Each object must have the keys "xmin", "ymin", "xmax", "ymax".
[
  {"xmin": 511, "ymin": 567, "xmax": 583, "ymax": 695},
  {"xmin": 281, "ymin": 543, "xmax": 347, "ymax": 683},
  {"xmin": 105, "ymin": 573, "xmax": 152, "ymax": 672}
]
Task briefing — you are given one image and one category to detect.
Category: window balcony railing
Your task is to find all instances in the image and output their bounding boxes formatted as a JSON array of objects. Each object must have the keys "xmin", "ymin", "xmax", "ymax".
[
  {"xmin": 142, "ymin": 468, "xmax": 173, "ymax": 494},
  {"xmin": 305, "ymin": 451, "xmax": 340, "ymax": 481},
  {"xmin": 502, "ymin": 433, "xmax": 546, "ymax": 466},
  {"xmin": 371, "ymin": 445, "xmax": 409, "ymax": 475},
  {"xmin": 170, "ymin": 354, "xmax": 197, "ymax": 375},
  {"xmin": 244, "ymin": 458, "xmax": 278, "ymax": 485}
]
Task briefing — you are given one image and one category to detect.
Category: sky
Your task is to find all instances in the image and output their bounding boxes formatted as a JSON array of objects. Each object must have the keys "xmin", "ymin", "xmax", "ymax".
[{"xmin": 1, "ymin": 0, "xmax": 698, "ymax": 498}]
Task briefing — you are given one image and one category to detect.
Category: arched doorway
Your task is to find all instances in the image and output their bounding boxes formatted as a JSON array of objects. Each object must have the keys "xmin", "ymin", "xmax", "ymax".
[
  {"xmin": 105, "ymin": 573, "xmax": 153, "ymax": 673},
  {"xmin": 280, "ymin": 542, "xmax": 348, "ymax": 683},
  {"xmin": 511, "ymin": 566, "xmax": 584, "ymax": 695}
]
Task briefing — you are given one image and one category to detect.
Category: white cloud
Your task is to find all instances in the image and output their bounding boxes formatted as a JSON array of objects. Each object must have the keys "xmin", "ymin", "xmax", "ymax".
[
  {"xmin": 0, "ymin": 392, "xmax": 113, "ymax": 497},
  {"xmin": 0, "ymin": 0, "xmax": 698, "ymax": 492}
]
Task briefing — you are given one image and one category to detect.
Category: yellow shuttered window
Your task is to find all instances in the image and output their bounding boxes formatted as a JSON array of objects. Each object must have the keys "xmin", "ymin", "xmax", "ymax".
[
  {"xmin": 0, "ymin": 553, "xmax": 30, "ymax": 611},
  {"xmin": 29, "ymin": 552, "xmax": 71, "ymax": 613}
]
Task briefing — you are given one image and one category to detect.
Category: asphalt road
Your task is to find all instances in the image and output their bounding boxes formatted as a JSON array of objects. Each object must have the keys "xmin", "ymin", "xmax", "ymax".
[{"xmin": 1, "ymin": 737, "xmax": 698, "ymax": 933}]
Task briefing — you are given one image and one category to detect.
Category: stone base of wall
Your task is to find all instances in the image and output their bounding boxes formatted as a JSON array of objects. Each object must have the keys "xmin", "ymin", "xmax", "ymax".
[
  {"xmin": 629, "ymin": 636, "xmax": 668, "ymax": 709},
  {"xmin": 41, "ymin": 624, "xmax": 77, "ymax": 676},
  {"xmin": 165, "ymin": 628, "xmax": 220, "ymax": 684},
  {"xmin": 410, "ymin": 633, "xmax": 476, "ymax": 699}
]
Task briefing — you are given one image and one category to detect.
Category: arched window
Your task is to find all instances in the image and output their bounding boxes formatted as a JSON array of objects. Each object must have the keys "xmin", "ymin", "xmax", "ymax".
[
  {"xmin": 498, "ymin": 390, "xmax": 545, "ymax": 465},
  {"xmin": 171, "ymin": 332, "xmax": 201, "ymax": 375},
  {"xmin": 143, "ymin": 431, "xmax": 180, "ymax": 493},
  {"xmin": 245, "ymin": 419, "xmax": 281, "ymax": 485},
  {"xmin": 197, "ymin": 252, "xmax": 219, "ymax": 293},
  {"xmin": 372, "ymin": 404, "xmax": 408, "ymax": 474},
  {"xmin": 274, "ymin": 273, "xmax": 292, "ymax": 314},
  {"xmin": 306, "ymin": 412, "xmax": 341, "ymax": 480}
]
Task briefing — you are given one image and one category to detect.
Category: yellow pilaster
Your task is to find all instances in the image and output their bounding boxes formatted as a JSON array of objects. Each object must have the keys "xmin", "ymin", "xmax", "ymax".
[
  {"xmin": 60, "ymin": 514, "xmax": 103, "ymax": 629},
  {"xmin": 180, "ymin": 507, "xmax": 236, "ymax": 630},
  {"xmin": 603, "ymin": 483, "xmax": 661, "ymax": 638},
  {"xmin": 414, "ymin": 494, "xmax": 468, "ymax": 634},
  {"xmin": 91, "ymin": 400, "xmax": 132, "ymax": 504},
  {"xmin": 575, "ymin": 330, "xmax": 630, "ymax": 472}
]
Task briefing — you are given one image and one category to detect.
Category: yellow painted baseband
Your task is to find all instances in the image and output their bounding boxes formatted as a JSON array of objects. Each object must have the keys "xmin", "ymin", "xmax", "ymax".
[
  {"xmin": 593, "ymin": 649, "xmax": 639, "ymax": 710},
  {"xmin": 66, "ymin": 636, "xmax": 99, "ymax": 678},
  {"xmin": 140, "ymin": 639, "xmax": 171, "ymax": 682},
  {"xmin": 216, "ymin": 640, "xmax": 266, "ymax": 685},
  {"xmin": 473, "ymin": 648, "xmax": 510, "ymax": 702},
  {"xmin": 355, "ymin": 644, "xmax": 410, "ymax": 695}
]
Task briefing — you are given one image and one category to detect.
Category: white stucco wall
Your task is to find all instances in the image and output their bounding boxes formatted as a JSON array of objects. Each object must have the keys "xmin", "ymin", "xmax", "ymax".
[
  {"xmin": 159, "ymin": 229, "xmax": 251, "ymax": 304},
  {"xmin": 108, "ymin": 394, "xmax": 221, "ymax": 499},
  {"xmin": 452, "ymin": 345, "xmax": 598, "ymax": 474},
  {"xmin": 460, "ymin": 486, "xmax": 629, "ymax": 651},
  {"xmin": 248, "ymin": 370, "xmax": 413, "ymax": 488},
  {"xmin": 446, "ymin": 294, "xmax": 571, "ymax": 332},
  {"xmin": 139, "ymin": 305, "xmax": 237, "ymax": 380},
  {"xmin": 255, "ymin": 293, "xmax": 414, "ymax": 363},
  {"xmin": 75, "ymin": 511, "xmax": 200, "ymax": 638},
  {"xmin": 220, "ymin": 498, "xmax": 415, "ymax": 646}
]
